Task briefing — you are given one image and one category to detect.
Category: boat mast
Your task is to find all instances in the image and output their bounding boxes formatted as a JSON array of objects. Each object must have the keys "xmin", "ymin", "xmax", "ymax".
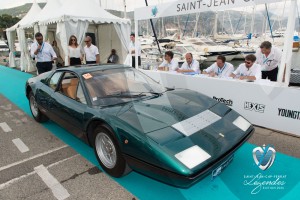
[{"xmin": 250, "ymin": 6, "xmax": 256, "ymax": 36}]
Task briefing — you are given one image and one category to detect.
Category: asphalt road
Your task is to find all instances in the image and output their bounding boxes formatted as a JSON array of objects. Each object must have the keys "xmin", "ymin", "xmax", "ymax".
[
  {"xmin": 0, "ymin": 95, "xmax": 135, "ymax": 200},
  {"xmin": 1, "ymin": 93, "xmax": 300, "ymax": 200}
]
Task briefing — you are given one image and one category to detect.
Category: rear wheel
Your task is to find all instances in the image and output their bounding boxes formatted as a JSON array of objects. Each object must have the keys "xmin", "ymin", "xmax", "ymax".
[
  {"xmin": 92, "ymin": 125, "xmax": 130, "ymax": 177},
  {"xmin": 29, "ymin": 91, "xmax": 48, "ymax": 122}
]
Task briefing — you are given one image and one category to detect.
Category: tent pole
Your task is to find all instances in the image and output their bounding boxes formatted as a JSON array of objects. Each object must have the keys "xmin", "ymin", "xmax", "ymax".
[
  {"xmin": 277, "ymin": 0, "xmax": 297, "ymax": 85},
  {"xmin": 145, "ymin": 0, "xmax": 161, "ymax": 54}
]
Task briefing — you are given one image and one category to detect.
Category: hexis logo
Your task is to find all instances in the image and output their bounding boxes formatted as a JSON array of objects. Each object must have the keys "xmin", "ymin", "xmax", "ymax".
[
  {"xmin": 253, "ymin": 144, "xmax": 276, "ymax": 170},
  {"xmin": 244, "ymin": 102, "xmax": 265, "ymax": 113}
]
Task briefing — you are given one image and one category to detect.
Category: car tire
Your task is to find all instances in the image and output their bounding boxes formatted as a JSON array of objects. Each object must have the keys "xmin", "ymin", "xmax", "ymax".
[
  {"xmin": 29, "ymin": 91, "xmax": 49, "ymax": 122},
  {"xmin": 92, "ymin": 125, "xmax": 131, "ymax": 177}
]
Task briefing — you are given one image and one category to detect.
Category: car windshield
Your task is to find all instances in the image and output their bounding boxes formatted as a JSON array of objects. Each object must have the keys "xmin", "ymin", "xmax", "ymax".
[{"xmin": 83, "ymin": 67, "xmax": 166, "ymax": 106}]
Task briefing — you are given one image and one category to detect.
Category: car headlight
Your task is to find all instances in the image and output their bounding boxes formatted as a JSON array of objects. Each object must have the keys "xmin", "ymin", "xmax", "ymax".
[
  {"xmin": 175, "ymin": 145, "xmax": 211, "ymax": 169},
  {"xmin": 233, "ymin": 116, "xmax": 251, "ymax": 131}
]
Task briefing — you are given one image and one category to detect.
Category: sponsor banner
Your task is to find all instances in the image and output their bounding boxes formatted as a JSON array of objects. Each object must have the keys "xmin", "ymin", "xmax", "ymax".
[
  {"xmin": 244, "ymin": 102, "xmax": 266, "ymax": 113},
  {"xmin": 135, "ymin": 0, "xmax": 283, "ymax": 20},
  {"xmin": 141, "ymin": 70, "xmax": 300, "ymax": 136},
  {"xmin": 278, "ymin": 108, "xmax": 300, "ymax": 120},
  {"xmin": 213, "ymin": 96, "xmax": 233, "ymax": 106}
]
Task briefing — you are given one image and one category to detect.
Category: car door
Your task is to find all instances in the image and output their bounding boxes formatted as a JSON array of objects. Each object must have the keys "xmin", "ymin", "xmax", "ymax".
[
  {"xmin": 49, "ymin": 72, "xmax": 88, "ymax": 137},
  {"xmin": 37, "ymin": 71, "xmax": 63, "ymax": 121}
]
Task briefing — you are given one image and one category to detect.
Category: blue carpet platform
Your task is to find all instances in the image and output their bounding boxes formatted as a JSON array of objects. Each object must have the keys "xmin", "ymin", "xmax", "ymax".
[{"xmin": 1, "ymin": 65, "xmax": 300, "ymax": 200}]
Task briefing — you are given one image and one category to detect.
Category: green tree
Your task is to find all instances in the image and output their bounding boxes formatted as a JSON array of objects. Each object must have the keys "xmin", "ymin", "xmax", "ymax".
[{"xmin": 0, "ymin": 14, "xmax": 20, "ymax": 28}]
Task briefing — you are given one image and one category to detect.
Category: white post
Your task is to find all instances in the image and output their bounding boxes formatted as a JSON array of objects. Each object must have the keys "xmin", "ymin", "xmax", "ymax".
[
  {"xmin": 135, "ymin": 20, "xmax": 139, "ymax": 69},
  {"xmin": 123, "ymin": 0, "xmax": 127, "ymax": 19},
  {"xmin": 277, "ymin": 0, "xmax": 297, "ymax": 85}
]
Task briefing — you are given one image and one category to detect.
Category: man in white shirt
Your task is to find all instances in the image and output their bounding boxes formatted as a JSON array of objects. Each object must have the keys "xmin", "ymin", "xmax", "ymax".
[
  {"xmin": 128, "ymin": 33, "xmax": 141, "ymax": 68},
  {"xmin": 158, "ymin": 51, "xmax": 179, "ymax": 71},
  {"xmin": 230, "ymin": 54, "xmax": 261, "ymax": 81},
  {"xmin": 30, "ymin": 32, "xmax": 57, "ymax": 74},
  {"xmin": 255, "ymin": 41, "xmax": 282, "ymax": 81},
  {"xmin": 203, "ymin": 55, "xmax": 234, "ymax": 78},
  {"xmin": 84, "ymin": 36, "xmax": 100, "ymax": 64},
  {"xmin": 177, "ymin": 53, "xmax": 200, "ymax": 74}
]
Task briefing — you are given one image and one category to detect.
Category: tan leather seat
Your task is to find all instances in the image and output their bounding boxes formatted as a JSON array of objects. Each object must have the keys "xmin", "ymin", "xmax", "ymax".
[{"xmin": 67, "ymin": 78, "xmax": 78, "ymax": 99}]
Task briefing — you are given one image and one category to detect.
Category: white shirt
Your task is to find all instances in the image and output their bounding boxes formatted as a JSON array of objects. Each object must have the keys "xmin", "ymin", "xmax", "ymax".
[
  {"xmin": 68, "ymin": 46, "xmax": 83, "ymax": 58},
  {"xmin": 204, "ymin": 62, "xmax": 234, "ymax": 77},
  {"xmin": 128, "ymin": 40, "xmax": 141, "ymax": 56},
  {"xmin": 233, "ymin": 63, "xmax": 262, "ymax": 80},
  {"xmin": 160, "ymin": 58, "xmax": 179, "ymax": 71},
  {"xmin": 30, "ymin": 42, "xmax": 57, "ymax": 62},
  {"xmin": 84, "ymin": 44, "xmax": 99, "ymax": 62},
  {"xmin": 180, "ymin": 59, "xmax": 200, "ymax": 73},
  {"xmin": 255, "ymin": 46, "xmax": 282, "ymax": 71}
]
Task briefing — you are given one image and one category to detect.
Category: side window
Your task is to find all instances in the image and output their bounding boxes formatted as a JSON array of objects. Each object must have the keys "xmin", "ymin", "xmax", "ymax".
[
  {"xmin": 76, "ymin": 83, "xmax": 87, "ymax": 104},
  {"xmin": 59, "ymin": 72, "xmax": 79, "ymax": 100},
  {"xmin": 49, "ymin": 72, "xmax": 63, "ymax": 90}
]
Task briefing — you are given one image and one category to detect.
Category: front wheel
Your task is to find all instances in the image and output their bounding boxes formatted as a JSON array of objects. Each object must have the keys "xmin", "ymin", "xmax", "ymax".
[
  {"xmin": 29, "ymin": 91, "xmax": 48, "ymax": 122},
  {"xmin": 92, "ymin": 125, "xmax": 130, "ymax": 177}
]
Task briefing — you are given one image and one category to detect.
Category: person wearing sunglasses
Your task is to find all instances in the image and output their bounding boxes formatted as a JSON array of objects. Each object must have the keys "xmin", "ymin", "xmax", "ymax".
[
  {"xmin": 203, "ymin": 55, "xmax": 234, "ymax": 78},
  {"xmin": 255, "ymin": 41, "xmax": 282, "ymax": 81},
  {"xmin": 83, "ymin": 36, "xmax": 100, "ymax": 64},
  {"xmin": 68, "ymin": 35, "xmax": 83, "ymax": 66},
  {"xmin": 230, "ymin": 54, "xmax": 261, "ymax": 81},
  {"xmin": 30, "ymin": 32, "xmax": 57, "ymax": 74}
]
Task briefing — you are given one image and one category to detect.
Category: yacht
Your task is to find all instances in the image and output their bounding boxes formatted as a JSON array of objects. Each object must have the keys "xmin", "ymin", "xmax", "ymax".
[
  {"xmin": 181, "ymin": 37, "xmax": 240, "ymax": 62},
  {"xmin": 167, "ymin": 43, "xmax": 207, "ymax": 64},
  {"xmin": 0, "ymin": 40, "xmax": 9, "ymax": 57}
]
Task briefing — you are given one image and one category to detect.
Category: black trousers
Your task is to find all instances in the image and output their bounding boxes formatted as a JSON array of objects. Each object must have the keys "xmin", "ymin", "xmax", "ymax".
[
  {"xmin": 86, "ymin": 61, "xmax": 96, "ymax": 64},
  {"xmin": 262, "ymin": 67, "xmax": 278, "ymax": 82},
  {"xmin": 36, "ymin": 62, "xmax": 53, "ymax": 74},
  {"xmin": 70, "ymin": 57, "xmax": 81, "ymax": 66},
  {"xmin": 132, "ymin": 56, "xmax": 141, "ymax": 68}
]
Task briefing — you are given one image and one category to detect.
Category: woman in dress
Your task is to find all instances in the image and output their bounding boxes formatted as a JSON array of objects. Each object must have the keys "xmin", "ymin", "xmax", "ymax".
[
  {"xmin": 68, "ymin": 35, "xmax": 83, "ymax": 66},
  {"xmin": 52, "ymin": 40, "xmax": 64, "ymax": 68}
]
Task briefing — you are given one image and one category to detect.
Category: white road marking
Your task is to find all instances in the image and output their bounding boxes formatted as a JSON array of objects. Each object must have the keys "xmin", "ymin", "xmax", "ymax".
[
  {"xmin": 0, "ymin": 122, "xmax": 12, "ymax": 132},
  {"xmin": 0, "ymin": 154, "xmax": 79, "ymax": 190},
  {"xmin": 0, "ymin": 145, "xmax": 68, "ymax": 172},
  {"xmin": 12, "ymin": 138, "xmax": 29, "ymax": 153},
  {"xmin": 34, "ymin": 165, "xmax": 70, "ymax": 200}
]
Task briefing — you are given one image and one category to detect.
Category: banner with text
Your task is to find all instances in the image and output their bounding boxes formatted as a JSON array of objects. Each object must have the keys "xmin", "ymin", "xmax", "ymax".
[{"xmin": 135, "ymin": 0, "xmax": 284, "ymax": 20}]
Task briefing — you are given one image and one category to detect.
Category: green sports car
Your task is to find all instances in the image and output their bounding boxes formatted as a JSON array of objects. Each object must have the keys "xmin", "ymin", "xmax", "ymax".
[{"xmin": 25, "ymin": 64, "xmax": 254, "ymax": 188}]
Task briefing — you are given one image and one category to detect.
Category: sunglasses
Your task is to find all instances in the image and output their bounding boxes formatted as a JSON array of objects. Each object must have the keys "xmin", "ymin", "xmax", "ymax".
[
  {"xmin": 245, "ymin": 61, "xmax": 252, "ymax": 64},
  {"xmin": 85, "ymin": 40, "xmax": 90, "ymax": 43}
]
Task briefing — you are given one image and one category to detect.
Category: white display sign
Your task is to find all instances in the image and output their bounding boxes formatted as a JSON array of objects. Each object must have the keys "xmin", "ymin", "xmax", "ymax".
[
  {"xmin": 141, "ymin": 70, "xmax": 300, "ymax": 137},
  {"xmin": 135, "ymin": 0, "xmax": 283, "ymax": 20}
]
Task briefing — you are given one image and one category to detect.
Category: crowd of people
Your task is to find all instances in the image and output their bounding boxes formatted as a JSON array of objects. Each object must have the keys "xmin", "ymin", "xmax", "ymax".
[
  {"xmin": 30, "ymin": 31, "xmax": 282, "ymax": 82},
  {"xmin": 30, "ymin": 32, "xmax": 109, "ymax": 74},
  {"xmin": 153, "ymin": 40, "xmax": 282, "ymax": 82}
]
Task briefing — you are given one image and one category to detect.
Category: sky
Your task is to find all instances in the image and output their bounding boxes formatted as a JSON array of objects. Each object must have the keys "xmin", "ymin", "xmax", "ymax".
[{"xmin": 0, "ymin": 0, "xmax": 297, "ymax": 14}]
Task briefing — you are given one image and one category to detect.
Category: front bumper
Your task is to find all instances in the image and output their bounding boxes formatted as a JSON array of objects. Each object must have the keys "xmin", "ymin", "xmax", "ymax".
[{"xmin": 124, "ymin": 127, "xmax": 254, "ymax": 188}]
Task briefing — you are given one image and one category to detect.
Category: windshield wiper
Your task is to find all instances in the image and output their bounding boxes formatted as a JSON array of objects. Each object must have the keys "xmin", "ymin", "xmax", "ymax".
[{"xmin": 101, "ymin": 92, "xmax": 146, "ymax": 98}]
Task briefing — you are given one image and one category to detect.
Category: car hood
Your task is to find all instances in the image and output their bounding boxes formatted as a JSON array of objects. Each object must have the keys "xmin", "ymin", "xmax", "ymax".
[
  {"xmin": 111, "ymin": 89, "xmax": 253, "ymax": 175},
  {"xmin": 114, "ymin": 89, "xmax": 217, "ymax": 133}
]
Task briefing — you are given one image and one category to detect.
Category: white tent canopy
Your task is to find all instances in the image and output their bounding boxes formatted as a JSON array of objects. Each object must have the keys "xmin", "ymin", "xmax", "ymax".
[
  {"xmin": 37, "ymin": 0, "xmax": 130, "ymax": 26},
  {"xmin": 24, "ymin": 0, "xmax": 62, "ymax": 29},
  {"xmin": 6, "ymin": 1, "xmax": 41, "ymax": 32},
  {"xmin": 12, "ymin": 0, "xmax": 131, "ymax": 67},
  {"xmin": 6, "ymin": 1, "xmax": 42, "ymax": 70}
]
